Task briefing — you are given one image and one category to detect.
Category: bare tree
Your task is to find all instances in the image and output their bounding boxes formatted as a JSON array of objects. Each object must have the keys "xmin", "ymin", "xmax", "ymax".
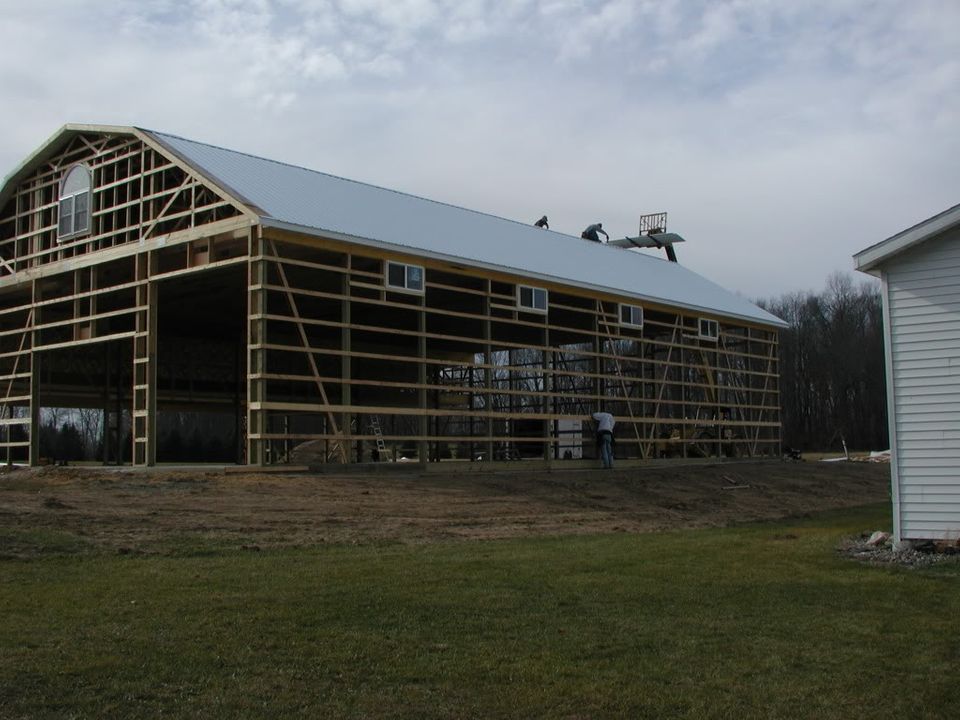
[
  {"xmin": 758, "ymin": 272, "xmax": 887, "ymax": 452},
  {"xmin": 76, "ymin": 408, "xmax": 102, "ymax": 461}
]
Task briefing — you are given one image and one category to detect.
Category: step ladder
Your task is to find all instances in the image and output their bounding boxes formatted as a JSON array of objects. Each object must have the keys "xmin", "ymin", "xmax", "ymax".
[{"xmin": 369, "ymin": 415, "xmax": 388, "ymax": 460}]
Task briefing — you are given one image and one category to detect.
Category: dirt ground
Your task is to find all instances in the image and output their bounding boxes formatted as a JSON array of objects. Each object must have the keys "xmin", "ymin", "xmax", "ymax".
[{"xmin": 0, "ymin": 459, "xmax": 892, "ymax": 556}]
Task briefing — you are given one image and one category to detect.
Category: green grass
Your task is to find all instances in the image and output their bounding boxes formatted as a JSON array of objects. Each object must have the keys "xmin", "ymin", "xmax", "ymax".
[{"xmin": 1, "ymin": 503, "xmax": 958, "ymax": 719}]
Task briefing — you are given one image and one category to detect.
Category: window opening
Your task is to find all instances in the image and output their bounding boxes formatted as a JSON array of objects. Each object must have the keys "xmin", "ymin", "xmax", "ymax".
[
  {"xmin": 518, "ymin": 285, "xmax": 548, "ymax": 313},
  {"xmin": 619, "ymin": 303, "xmax": 644, "ymax": 327},
  {"xmin": 58, "ymin": 165, "xmax": 91, "ymax": 241},
  {"xmin": 386, "ymin": 261, "xmax": 425, "ymax": 293},
  {"xmin": 698, "ymin": 318, "xmax": 719, "ymax": 341}
]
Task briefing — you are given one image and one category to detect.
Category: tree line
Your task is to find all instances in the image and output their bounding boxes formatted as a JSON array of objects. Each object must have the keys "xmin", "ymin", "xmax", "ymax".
[
  {"xmin": 758, "ymin": 272, "xmax": 888, "ymax": 453},
  {"xmin": 37, "ymin": 410, "xmax": 237, "ymax": 464}
]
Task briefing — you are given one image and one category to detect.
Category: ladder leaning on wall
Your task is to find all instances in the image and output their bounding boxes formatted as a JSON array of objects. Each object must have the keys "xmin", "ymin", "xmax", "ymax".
[
  {"xmin": 369, "ymin": 415, "xmax": 388, "ymax": 460},
  {"xmin": 597, "ymin": 301, "xmax": 645, "ymax": 458}
]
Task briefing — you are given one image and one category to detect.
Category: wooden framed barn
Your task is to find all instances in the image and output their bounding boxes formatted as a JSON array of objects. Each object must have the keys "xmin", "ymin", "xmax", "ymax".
[
  {"xmin": 856, "ymin": 203, "xmax": 960, "ymax": 543},
  {"xmin": 0, "ymin": 124, "xmax": 785, "ymax": 467}
]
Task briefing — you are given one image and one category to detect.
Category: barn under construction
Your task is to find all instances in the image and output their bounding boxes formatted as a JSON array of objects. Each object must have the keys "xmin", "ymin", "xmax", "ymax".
[{"xmin": 0, "ymin": 124, "xmax": 785, "ymax": 467}]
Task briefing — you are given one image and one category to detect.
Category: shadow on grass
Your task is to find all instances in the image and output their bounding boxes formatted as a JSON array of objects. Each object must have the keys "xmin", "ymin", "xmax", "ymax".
[{"xmin": 1, "ymin": 500, "xmax": 958, "ymax": 719}]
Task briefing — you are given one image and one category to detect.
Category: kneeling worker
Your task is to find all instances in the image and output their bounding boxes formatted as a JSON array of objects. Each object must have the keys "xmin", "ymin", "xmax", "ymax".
[{"xmin": 581, "ymin": 223, "xmax": 609, "ymax": 243}]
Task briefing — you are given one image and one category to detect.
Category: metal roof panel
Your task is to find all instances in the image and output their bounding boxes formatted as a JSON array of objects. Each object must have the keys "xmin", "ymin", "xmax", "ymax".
[{"xmin": 146, "ymin": 129, "xmax": 785, "ymax": 327}]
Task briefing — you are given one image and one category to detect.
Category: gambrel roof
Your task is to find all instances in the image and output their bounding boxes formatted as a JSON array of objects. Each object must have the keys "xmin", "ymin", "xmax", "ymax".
[{"xmin": 3, "ymin": 124, "xmax": 785, "ymax": 327}]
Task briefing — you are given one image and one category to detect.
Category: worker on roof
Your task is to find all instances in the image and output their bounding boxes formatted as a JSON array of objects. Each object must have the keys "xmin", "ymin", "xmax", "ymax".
[
  {"xmin": 581, "ymin": 223, "xmax": 609, "ymax": 243},
  {"xmin": 534, "ymin": 215, "xmax": 549, "ymax": 229}
]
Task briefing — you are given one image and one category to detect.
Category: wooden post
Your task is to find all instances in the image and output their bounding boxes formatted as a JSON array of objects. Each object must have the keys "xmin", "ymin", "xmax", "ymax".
[
  {"xmin": 234, "ymin": 338, "xmax": 243, "ymax": 463},
  {"xmin": 28, "ymin": 352, "xmax": 40, "ymax": 467},
  {"xmin": 483, "ymin": 281, "xmax": 493, "ymax": 463},
  {"xmin": 102, "ymin": 342, "xmax": 110, "ymax": 463},
  {"xmin": 132, "ymin": 249, "xmax": 158, "ymax": 465},
  {"xmin": 543, "ymin": 320, "xmax": 552, "ymax": 462},
  {"xmin": 418, "ymin": 296, "xmax": 428, "ymax": 465},
  {"xmin": 592, "ymin": 304, "xmax": 602, "ymax": 463},
  {"xmin": 247, "ymin": 228, "xmax": 267, "ymax": 465},
  {"xmin": 341, "ymin": 267, "xmax": 352, "ymax": 464},
  {"xmin": 27, "ymin": 281, "xmax": 40, "ymax": 466}
]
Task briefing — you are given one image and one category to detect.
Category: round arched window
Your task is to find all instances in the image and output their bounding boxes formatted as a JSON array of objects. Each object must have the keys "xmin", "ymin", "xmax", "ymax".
[{"xmin": 58, "ymin": 165, "xmax": 91, "ymax": 241}]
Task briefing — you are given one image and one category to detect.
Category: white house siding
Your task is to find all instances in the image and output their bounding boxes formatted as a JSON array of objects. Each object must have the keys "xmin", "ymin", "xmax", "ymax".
[{"xmin": 886, "ymin": 226, "xmax": 960, "ymax": 540}]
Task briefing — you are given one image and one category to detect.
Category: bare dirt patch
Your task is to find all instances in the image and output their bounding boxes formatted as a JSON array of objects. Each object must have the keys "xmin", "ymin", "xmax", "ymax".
[{"xmin": 0, "ymin": 460, "xmax": 890, "ymax": 555}]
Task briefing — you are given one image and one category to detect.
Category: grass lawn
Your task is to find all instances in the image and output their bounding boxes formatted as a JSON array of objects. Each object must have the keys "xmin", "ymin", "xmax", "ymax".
[{"xmin": 1, "ymin": 502, "xmax": 958, "ymax": 719}]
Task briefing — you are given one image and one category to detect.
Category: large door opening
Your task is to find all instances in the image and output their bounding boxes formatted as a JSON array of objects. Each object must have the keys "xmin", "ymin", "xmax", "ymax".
[
  {"xmin": 31, "ymin": 264, "xmax": 247, "ymax": 465},
  {"xmin": 154, "ymin": 265, "xmax": 247, "ymax": 464}
]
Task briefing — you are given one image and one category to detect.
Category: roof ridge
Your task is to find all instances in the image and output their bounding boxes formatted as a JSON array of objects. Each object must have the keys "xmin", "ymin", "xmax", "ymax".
[{"xmin": 142, "ymin": 127, "xmax": 578, "ymax": 240}]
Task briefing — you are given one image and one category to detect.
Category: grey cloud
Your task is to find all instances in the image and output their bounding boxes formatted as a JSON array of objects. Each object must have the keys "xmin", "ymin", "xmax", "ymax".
[{"xmin": 1, "ymin": 0, "xmax": 958, "ymax": 299}]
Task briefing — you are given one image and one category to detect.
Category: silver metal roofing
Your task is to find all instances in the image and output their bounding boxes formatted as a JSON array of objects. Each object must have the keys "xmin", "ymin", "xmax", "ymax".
[{"xmin": 146, "ymin": 129, "xmax": 785, "ymax": 327}]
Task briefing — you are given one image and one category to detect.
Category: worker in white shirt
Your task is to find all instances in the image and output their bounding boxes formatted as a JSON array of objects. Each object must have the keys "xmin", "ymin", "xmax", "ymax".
[{"xmin": 592, "ymin": 410, "xmax": 615, "ymax": 469}]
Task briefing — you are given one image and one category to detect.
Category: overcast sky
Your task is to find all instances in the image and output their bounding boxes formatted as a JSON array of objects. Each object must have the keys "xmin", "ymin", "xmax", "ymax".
[{"xmin": 1, "ymin": 0, "xmax": 957, "ymax": 300}]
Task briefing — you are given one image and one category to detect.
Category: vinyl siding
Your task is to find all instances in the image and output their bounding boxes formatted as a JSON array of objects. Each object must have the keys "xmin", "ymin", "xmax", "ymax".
[{"xmin": 887, "ymin": 226, "xmax": 960, "ymax": 540}]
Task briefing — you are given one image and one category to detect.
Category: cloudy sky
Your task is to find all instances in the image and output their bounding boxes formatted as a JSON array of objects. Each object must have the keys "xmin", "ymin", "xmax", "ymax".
[{"xmin": 1, "ymin": 0, "xmax": 957, "ymax": 299}]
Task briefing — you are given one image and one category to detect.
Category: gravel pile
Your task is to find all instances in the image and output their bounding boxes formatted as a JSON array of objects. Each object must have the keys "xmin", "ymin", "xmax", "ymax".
[{"xmin": 839, "ymin": 533, "xmax": 960, "ymax": 569}]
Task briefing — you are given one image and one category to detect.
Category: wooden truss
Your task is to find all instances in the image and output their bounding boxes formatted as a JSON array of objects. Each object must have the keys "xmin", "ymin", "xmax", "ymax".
[
  {"xmin": 0, "ymin": 129, "xmax": 252, "ymax": 463},
  {"xmin": 0, "ymin": 129, "xmax": 781, "ymax": 466}
]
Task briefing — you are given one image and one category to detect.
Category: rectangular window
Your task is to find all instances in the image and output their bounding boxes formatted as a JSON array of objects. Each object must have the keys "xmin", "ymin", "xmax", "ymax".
[
  {"xmin": 58, "ymin": 196, "xmax": 74, "ymax": 237},
  {"xmin": 386, "ymin": 261, "xmax": 425, "ymax": 294},
  {"xmin": 405, "ymin": 264, "xmax": 423, "ymax": 292},
  {"xmin": 698, "ymin": 318, "xmax": 719, "ymax": 341},
  {"xmin": 518, "ymin": 285, "xmax": 548, "ymax": 313},
  {"xmin": 73, "ymin": 192, "xmax": 89, "ymax": 234},
  {"xmin": 619, "ymin": 303, "xmax": 643, "ymax": 327},
  {"xmin": 387, "ymin": 262, "xmax": 406, "ymax": 287}
]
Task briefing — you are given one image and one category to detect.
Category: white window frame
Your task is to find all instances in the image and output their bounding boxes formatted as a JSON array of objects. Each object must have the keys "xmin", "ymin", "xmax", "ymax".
[
  {"xmin": 385, "ymin": 261, "xmax": 425, "ymax": 294},
  {"xmin": 58, "ymin": 164, "xmax": 92, "ymax": 242},
  {"xmin": 698, "ymin": 317, "xmax": 719, "ymax": 341},
  {"xmin": 619, "ymin": 303, "xmax": 644, "ymax": 328},
  {"xmin": 517, "ymin": 285, "xmax": 548, "ymax": 314}
]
